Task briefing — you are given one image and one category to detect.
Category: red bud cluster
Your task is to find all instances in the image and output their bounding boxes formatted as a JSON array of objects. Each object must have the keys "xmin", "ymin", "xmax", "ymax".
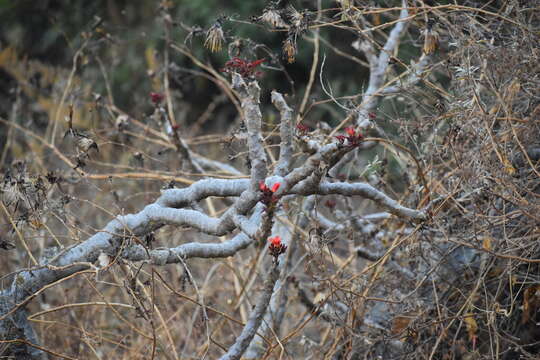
[
  {"xmin": 268, "ymin": 236, "xmax": 287, "ymax": 258},
  {"xmin": 221, "ymin": 57, "xmax": 266, "ymax": 78},
  {"xmin": 296, "ymin": 123, "xmax": 310, "ymax": 134},
  {"xmin": 259, "ymin": 181, "xmax": 281, "ymax": 207},
  {"xmin": 335, "ymin": 126, "xmax": 363, "ymax": 147},
  {"xmin": 324, "ymin": 199, "xmax": 336, "ymax": 209},
  {"xmin": 150, "ymin": 92, "xmax": 165, "ymax": 106}
]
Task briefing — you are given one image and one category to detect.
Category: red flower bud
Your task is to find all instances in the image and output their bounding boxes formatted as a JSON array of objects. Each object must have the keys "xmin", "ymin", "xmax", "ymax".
[
  {"xmin": 221, "ymin": 57, "xmax": 266, "ymax": 78},
  {"xmin": 260, "ymin": 181, "xmax": 281, "ymax": 207},
  {"xmin": 336, "ymin": 126, "xmax": 364, "ymax": 147},
  {"xmin": 150, "ymin": 92, "xmax": 165, "ymax": 105},
  {"xmin": 296, "ymin": 123, "xmax": 309, "ymax": 133},
  {"xmin": 325, "ymin": 199, "xmax": 336, "ymax": 209},
  {"xmin": 269, "ymin": 236, "xmax": 281, "ymax": 246},
  {"xmin": 268, "ymin": 235, "xmax": 287, "ymax": 258}
]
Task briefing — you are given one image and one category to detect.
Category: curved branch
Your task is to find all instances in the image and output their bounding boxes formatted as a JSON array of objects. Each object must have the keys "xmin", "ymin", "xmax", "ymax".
[
  {"xmin": 316, "ymin": 181, "xmax": 425, "ymax": 221},
  {"xmin": 123, "ymin": 207, "xmax": 264, "ymax": 264},
  {"xmin": 157, "ymin": 179, "xmax": 249, "ymax": 207}
]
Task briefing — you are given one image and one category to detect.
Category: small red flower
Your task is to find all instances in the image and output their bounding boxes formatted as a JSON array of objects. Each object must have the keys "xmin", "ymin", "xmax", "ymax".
[
  {"xmin": 296, "ymin": 123, "xmax": 309, "ymax": 133},
  {"xmin": 336, "ymin": 126, "xmax": 364, "ymax": 147},
  {"xmin": 269, "ymin": 236, "xmax": 281, "ymax": 247},
  {"xmin": 268, "ymin": 235, "xmax": 287, "ymax": 258},
  {"xmin": 345, "ymin": 126, "xmax": 356, "ymax": 137},
  {"xmin": 150, "ymin": 92, "xmax": 164, "ymax": 105},
  {"xmin": 259, "ymin": 181, "xmax": 281, "ymax": 207}
]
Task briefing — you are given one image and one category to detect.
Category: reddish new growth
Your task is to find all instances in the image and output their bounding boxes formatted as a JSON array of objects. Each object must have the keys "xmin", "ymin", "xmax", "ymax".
[
  {"xmin": 268, "ymin": 236, "xmax": 287, "ymax": 258},
  {"xmin": 221, "ymin": 57, "xmax": 266, "ymax": 78},
  {"xmin": 335, "ymin": 126, "xmax": 363, "ymax": 147},
  {"xmin": 150, "ymin": 92, "xmax": 164, "ymax": 106},
  {"xmin": 324, "ymin": 199, "xmax": 336, "ymax": 209},
  {"xmin": 296, "ymin": 123, "xmax": 310, "ymax": 134},
  {"xmin": 259, "ymin": 181, "xmax": 281, "ymax": 207}
]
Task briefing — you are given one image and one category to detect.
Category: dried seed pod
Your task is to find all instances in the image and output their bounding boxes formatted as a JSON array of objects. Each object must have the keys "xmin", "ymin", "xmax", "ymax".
[
  {"xmin": 261, "ymin": 8, "xmax": 287, "ymax": 28},
  {"xmin": 115, "ymin": 114, "xmax": 129, "ymax": 131},
  {"xmin": 423, "ymin": 20, "xmax": 439, "ymax": 55},
  {"xmin": 204, "ymin": 21, "xmax": 225, "ymax": 53},
  {"xmin": 75, "ymin": 135, "xmax": 99, "ymax": 154},
  {"xmin": 286, "ymin": 5, "xmax": 310, "ymax": 32},
  {"xmin": 282, "ymin": 35, "xmax": 297, "ymax": 64}
]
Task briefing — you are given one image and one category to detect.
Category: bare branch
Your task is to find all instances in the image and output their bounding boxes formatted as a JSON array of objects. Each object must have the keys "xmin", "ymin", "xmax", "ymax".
[
  {"xmin": 219, "ymin": 261, "xmax": 280, "ymax": 360},
  {"xmin": 244, "ymin": 215, "xmax": 292, "ymax": 358},
  {"xmin": 315, "ymin": 182, "xmax": 425, "ymax": 221},
  {"xmin": 157, "ymin": 179, "xmax": 249, "ymax": 207},
  {"xmin": 271, "ymin": 91, "xmax": 294, "ymax": 176},
  {"xmin": 232, "ymin": 74, "xmax": 267, "ymax": 187},
  {"xmin": 379, "ymin": 54, "xmax": 432, "ymax": 95},
  {"xmin": 356, "ymin": 0, "xmax": 410, "ymax": 128}
]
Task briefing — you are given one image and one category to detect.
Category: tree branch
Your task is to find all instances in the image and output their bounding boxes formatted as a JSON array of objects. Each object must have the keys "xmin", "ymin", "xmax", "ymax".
[
  {"xmin": 356, "ymin": 0, "xmax": 410, "ymax": 128},
  {"xmin": 232, "ymin": 74, "xmax": 267, "ymax": 187},
  {"xmin": 219, "ymin": 260, "xmax": 280, "ymax": 360},
  {"xmin": 272, "ymin": 91, "xmax": 294, "ymax": 176}
]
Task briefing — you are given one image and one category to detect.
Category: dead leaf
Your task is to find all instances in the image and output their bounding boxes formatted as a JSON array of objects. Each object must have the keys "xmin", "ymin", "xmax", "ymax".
[{"xmin": 463, "ymin": 313, "xmax": 478, "ymax": 342}]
